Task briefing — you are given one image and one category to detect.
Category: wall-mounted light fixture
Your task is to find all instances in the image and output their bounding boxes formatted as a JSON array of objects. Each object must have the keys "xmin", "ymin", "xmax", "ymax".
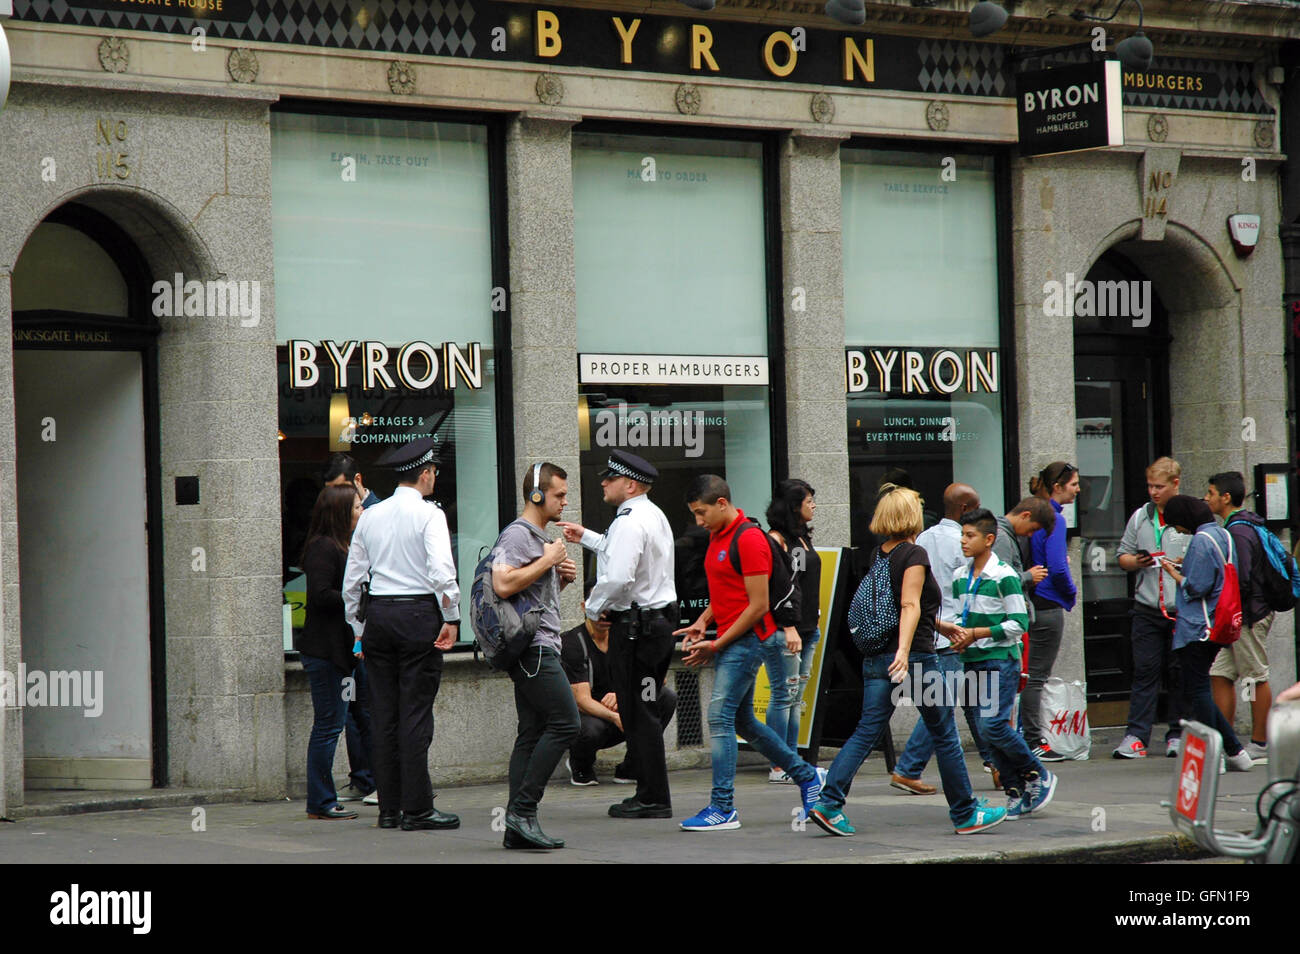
[
  {"xmin": 969, "ymin": 0, "xmax": 1154, "ymax": 71},
  {"xmin": 825, "ymin": 0, "xmax": 867, "ymax": 27}
]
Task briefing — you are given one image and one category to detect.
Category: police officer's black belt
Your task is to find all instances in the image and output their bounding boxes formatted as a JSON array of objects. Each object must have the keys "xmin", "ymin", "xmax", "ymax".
[
  {"xmin": 369, "ymin": 594, "xmax": 438, "ymax": 604},
  {"xmin": 609, "ymin": 604, "xmax": 677, "ymax": 623}
]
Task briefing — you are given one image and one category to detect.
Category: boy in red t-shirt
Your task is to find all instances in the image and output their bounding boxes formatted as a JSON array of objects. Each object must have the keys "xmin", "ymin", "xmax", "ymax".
[{"xmin": 677, "ymin": 474, "xmax": 826, "ymax": 831}]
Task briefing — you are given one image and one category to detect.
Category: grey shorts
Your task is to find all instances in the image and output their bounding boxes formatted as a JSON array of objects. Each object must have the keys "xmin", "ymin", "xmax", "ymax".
[{"xmin": 1210, "ymin": 612, "xmax": 1274, "ymax": 683}]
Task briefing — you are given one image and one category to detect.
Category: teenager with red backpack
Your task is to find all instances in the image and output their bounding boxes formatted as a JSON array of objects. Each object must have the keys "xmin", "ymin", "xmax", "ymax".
[
  {"xmin": 1158, "ymin": 495, "xmax": 1253, "ymax": 773},
  {"xmin": 1205, "ymin": 471, "xmax": 1289, "ymax": 762}
]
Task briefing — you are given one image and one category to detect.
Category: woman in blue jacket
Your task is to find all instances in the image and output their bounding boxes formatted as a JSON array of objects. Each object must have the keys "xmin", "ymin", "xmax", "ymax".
[
  {"xmin": 1023, "ymin": 461, "xmax": 1079, "ymax": 760},
  {"xmin": 1158, "ymin": 496, "xmax": 1253, "ymax": 772}
]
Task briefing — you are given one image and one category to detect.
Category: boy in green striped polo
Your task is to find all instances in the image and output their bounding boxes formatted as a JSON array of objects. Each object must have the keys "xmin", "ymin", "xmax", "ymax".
[{"xmin": 949, "ymin": 508, "xmax": 1059, "ymax": 819}]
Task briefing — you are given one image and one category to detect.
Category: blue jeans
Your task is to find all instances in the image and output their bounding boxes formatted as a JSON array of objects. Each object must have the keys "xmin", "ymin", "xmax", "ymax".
[
  {"xmin": 709, "ymin": 634, "xmax": 817, "ymax": 813},
  {"xmin": 820, "ymin": 651, "xmax": 976, "ymax": 826},
  {"xmin": 965, "ymin": 656, "xmax": 1045, "ymax": 794},
  {"xmin": 344, "ymin": 659, "xmax": 375, "ymax": 793},
  {"xmin": 760, "ymin": 628, "xmax": 801, "ymax": 763},
  {"xmin": 302, "ymin": 653, "xmax": 348, "ymax": 814},
  {"xmin": 895, "ymin": 651, "xmax": 994, "ymax": 776}
]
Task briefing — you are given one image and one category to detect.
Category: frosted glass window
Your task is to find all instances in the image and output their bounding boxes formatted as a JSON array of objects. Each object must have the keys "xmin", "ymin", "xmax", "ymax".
[
  {"xmin": 842, "ymin": 150, "xmax": 998, "ymax": 347},
  {"xmin": 573, "ymin": 133, "xmax": 767, "ymax": 355},
  {"xmin": 272, "ymin": 112, "xmax": 499, "ymax": 641}
]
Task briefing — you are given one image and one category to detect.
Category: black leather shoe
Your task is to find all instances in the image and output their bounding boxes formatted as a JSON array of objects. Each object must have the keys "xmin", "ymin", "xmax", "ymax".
[
  {"xmin": 504, "ymin": 811, "xmax": 564, "ymax": 849},
  {"xmin": 401, "ymin": 807, "xmax": 460, "ymax": 831},
  {"xmin": 608, "ymin": 798, "xmax": 672, "ymax": 819},
  {"xmin": 503, "ymin": 828, "xmax": 538, "ymax": 850},
  {"xmin": 307, "ymin": 804, "xmax": 358, "ymax": 820},
  {"xmin": 377, "ymin": 812, "xmax": 400, "ymax": 829}
]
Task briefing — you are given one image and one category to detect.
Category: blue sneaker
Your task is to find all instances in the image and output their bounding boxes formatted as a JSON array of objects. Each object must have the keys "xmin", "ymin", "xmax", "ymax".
[
  {"xmin": 1004, "ymin": 789, "xmax": 1028, "ymax": 820},
  {"xmin": 809, "ymin": 799, "xmax": 855, "ymax": 836},
  {"xmin": 955, "ymin": 798, "xmax": 1007, "ymax": 835},
  {"xmin": 798, "ymin": 766, "xmax": 828, "ymax": 820},
  {"xmin": 680, "ymin": 805, "xmax": 741, "ymax": 831},
  {"xmin": 1023, "ymin": 770, "xmax": 1058, "ymax": 814}
]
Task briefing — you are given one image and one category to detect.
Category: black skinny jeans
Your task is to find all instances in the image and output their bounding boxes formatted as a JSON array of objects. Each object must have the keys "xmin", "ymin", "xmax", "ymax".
[{"xmin": 507, "ymin": 645, "xmax": 580, "ymax": 817}]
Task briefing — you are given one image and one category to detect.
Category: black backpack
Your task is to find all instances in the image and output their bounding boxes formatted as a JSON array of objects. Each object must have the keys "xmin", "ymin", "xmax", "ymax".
[{"xmin": 728, "ymin": 521, "xmax": 802, "ymax": 628}]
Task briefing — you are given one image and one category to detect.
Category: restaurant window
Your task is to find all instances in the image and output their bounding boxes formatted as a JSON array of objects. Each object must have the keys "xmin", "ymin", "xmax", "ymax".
[
  {"xmin": 842, "ymin": 148, "xmax": 1006, "ymax": 544},
  {"xmin": 572, "ymin": 131, "xmax": 775, "ymax": 624},
  {"xmin": 272, "ymin": 110, "xmax": 501, "ymax": 644}
]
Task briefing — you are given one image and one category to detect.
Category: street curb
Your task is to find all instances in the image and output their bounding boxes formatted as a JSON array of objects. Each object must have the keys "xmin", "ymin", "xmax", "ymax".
[
  {"xmin": 3, "ymin": 789, "xmax": 253, "ymax": 821},
  {"xmin": 909, "ymin": 833, "xmax": 1213, "ymax": 865}
]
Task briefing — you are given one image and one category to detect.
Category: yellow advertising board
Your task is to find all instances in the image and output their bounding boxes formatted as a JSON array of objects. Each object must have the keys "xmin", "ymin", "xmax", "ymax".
[{"xmin": 746, "ymin": 547, "xmax": 843, "ymax": 750}]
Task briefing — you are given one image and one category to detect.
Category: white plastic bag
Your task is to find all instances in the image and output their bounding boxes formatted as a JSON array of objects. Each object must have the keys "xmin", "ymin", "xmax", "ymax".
[{"xmin": 1039, "ymin": 677, "xmax": 1091, "ymax": 760}]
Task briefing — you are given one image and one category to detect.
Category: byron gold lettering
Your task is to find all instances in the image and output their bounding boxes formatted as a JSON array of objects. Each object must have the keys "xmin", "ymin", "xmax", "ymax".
[
  {"xmin": 843, "ymin": 37, "xmax": 875, "ymax": 83},
  {"xmin": 762, "ymin": 31, "xmax": 798, "ymax": 78},
  {"xmin": 535, "ymin": 10, "xmax": 561, "ymax": 57},
  {"xmin": 612, "ymin": 16, "xmax": 641, "ymax": 65},
  {"xmin": 691, "ymin": 24, "xmax": 719, "ymax": 72}
]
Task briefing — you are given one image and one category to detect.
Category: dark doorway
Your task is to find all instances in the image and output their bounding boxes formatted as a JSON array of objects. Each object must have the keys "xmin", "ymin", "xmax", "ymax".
[{"xmin": 1073, "ymin": 250, "xmax": 1171, "ymax": 727}]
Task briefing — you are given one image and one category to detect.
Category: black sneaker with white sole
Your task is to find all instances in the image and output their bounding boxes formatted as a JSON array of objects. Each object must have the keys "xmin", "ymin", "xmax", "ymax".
[{"xmin": 566, "ymin": 757, "xmax": 598, "ymax": 787}]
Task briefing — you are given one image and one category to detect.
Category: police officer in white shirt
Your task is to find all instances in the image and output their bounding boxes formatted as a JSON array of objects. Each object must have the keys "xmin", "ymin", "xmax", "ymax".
[
  {"xmin": 558, "ymin": 450, "xmax": 677, "ymax": 818},
  {"xmin": 343, "ymin": 436, "xmax": 460, "ymax": 832}
]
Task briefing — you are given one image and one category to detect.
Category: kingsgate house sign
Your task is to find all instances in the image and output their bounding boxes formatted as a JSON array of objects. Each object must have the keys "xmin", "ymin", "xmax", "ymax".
[
  {"xmin": 289, "ymin": 339, "xmax": 484, "ymax": 391},
  {"xmin": 846, "ymin": 347, "xmax": 999, "ymax": 395}
]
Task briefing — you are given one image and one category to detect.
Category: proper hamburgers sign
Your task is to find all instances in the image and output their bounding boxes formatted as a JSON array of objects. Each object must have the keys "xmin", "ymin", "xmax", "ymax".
[{"xmin": 1017, "ymin": 60, "xmax": 1124, "ymax": 158}]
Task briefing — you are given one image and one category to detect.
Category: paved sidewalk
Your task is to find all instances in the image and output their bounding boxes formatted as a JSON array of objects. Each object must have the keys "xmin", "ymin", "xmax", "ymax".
[{"xmin": 0, "ymin": 747, "xmax": 1263, "ymax": 864}]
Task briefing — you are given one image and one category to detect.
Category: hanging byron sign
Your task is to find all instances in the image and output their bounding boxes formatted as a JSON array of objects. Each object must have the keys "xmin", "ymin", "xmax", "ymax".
[
  {"xmin": 1017, "ymin": 60, "xmax": 1123, "ymax": 157},
  {"xmin": 845, "ymin": 347, "xmax": 999, "ymax": 396}
]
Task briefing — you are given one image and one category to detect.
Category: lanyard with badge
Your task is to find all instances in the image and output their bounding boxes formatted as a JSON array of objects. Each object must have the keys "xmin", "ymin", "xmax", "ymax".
[
  {"xmin": 1152, "ymin": 509, "xmax": 1176, "ymax": 620},
  {"xmin": 960, "ymin": 564, "xmax": 979, "ymax": 630}
]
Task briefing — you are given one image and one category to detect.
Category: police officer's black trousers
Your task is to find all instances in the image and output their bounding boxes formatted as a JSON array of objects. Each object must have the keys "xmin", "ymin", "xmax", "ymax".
[
  {"xmin": 608, "ymin": 614, "xmax": 676, "ymax": 806},
  {"xmin": 362, "ymin": 601, "xmax": 444, "ymax": 815}
]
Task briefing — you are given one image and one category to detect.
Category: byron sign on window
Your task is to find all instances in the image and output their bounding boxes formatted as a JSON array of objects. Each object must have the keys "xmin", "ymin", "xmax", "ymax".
[{"xmin": 1017, "ymin": 60, "xmax": 1123, "ymax": 158}]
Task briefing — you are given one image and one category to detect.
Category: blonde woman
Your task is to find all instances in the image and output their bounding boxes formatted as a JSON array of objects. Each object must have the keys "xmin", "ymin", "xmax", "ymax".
[{"xmin": 808, "ymin": 486, "xmax": 1005, "ymax": 837}]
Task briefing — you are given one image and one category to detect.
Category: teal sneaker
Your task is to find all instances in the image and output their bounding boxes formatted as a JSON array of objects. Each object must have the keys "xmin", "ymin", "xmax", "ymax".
[
  {"xmin": 808, "ymin": 799, "xmax": 855, "ymax": 836},
  {"xmin": 955, "ymin": 798, "xmax": 1007, "ymax": 835}
]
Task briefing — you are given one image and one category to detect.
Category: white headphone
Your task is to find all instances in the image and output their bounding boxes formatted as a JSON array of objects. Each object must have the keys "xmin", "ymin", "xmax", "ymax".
[{"xmin": 528, "ymin": 462, "xmax": 544, "ymax": 505}]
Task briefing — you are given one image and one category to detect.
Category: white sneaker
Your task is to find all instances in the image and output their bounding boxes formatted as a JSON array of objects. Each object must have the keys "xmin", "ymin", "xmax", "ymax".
[
  {"xmin": 1225, "ymin": 750, "xmax": 1254, "ymax": 772},
  {"xmin": 363, "ymin": 791, "xmax": 379, "ymax": 805},
  {"xmin": 1245, "ymin": 741, "xmax": 1269, "ymax": 763},
  {"xmin": 1165, "ymin": 737, "xmax": 1181, "ymax": 758},
  {"xmin": 768, "ymin": 768, "xmax": 793, "ymax": 784}
]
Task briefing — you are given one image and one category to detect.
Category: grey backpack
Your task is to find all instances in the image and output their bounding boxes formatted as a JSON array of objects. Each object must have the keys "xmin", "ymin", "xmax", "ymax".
[{"xmin": 469, "ymin": 538, "xmax": 543, "ymax": 671}]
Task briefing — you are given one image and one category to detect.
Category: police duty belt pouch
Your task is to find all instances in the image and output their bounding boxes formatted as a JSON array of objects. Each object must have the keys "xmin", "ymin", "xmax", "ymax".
[
  {"xmin": 1197, "ymin": 531, "xmax": 1243, "ymax": 646},
  {"xmin": 728, "ymin": 521, "xmax": 802, "ymax": 629},
  {"xmin": 847, "ymin": 546, "xmax": 898, "ymax": 656},
  {"xmin": 469, "ymin": 544, "xmax": 543, "ymax": 672},
  {"xmin": 1225, "ymin": 516, "xmax": 1300, "ymax": 612}
]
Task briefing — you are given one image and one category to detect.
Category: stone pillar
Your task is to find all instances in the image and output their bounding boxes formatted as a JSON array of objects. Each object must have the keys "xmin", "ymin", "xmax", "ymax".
[
  {"xmin": 780, "ymin": 131, "xmax": 851, "ymax": 547},
  {"xmin": 1011, "ymin": 159, "xmax": 1087, "ymax": 700},
  {"xmin": 505, "ymin": 111, "xmax": 583, "ymax": 626},
  {"xmin": 0, "ymin": 266, "xmax": 15, "ymax": 816}
]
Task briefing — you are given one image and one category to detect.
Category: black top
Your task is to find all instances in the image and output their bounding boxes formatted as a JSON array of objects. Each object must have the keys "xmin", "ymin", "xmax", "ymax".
[
  {"xmin": 790, "ymin": 535, "xmax": 822, "ymax": 633},
  {"xmin": 297, "ymin": 536, "xmax": 357, "ymax": 674},
  {"xmin": 878, "ymin": 541, "xmax": 939, "ymax": 655},
  {"xmin": 559, "ymin": 623, "xmax": 613, "ymax": 699}
]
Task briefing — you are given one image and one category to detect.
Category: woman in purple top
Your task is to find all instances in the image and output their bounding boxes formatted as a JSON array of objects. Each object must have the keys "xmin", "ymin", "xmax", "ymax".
[{"xmin": 1022, "ymin": 461, "xmax": 1079, "ymax": 761}]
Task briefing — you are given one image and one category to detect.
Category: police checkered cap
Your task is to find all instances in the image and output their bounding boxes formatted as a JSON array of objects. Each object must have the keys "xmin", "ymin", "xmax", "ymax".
[
  {"xmin": 375, "ymin": 436, "xmax": 439, "ymax": 472},
  {"xmin": 599, "ymin": 449, "xmax": 657, "ymax": 484}
]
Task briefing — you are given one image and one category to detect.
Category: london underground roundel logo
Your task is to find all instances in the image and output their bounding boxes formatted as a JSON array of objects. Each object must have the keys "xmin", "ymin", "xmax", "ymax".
[{"xmin": 1178, "ymin": 757, "xmax": 1201, "ymax": 818}]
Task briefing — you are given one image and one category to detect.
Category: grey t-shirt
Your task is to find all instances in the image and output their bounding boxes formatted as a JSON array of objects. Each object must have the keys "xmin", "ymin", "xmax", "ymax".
[
  {"xmin": 493, "ymin": 518, "xmax": 562, "ymax": 653},
  {"xmin": 1117, "ymin": 504, "xmax": 1189, "ymax": 611}
]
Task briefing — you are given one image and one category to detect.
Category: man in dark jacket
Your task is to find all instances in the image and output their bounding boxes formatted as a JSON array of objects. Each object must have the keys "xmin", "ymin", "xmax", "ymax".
[{"xmin": 1205, "ymin": 471, "xmax": 1273, "ymax": 762}]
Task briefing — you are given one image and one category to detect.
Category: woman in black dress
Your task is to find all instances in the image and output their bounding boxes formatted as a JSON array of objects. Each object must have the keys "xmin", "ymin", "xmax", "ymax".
[{"xmin": 298, "ymin": 484, "xmax": 365, "ymax": 819}]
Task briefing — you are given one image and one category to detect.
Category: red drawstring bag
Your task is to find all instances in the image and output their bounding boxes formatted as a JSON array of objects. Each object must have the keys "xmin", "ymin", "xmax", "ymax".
[{"xmin": 1197, "ymin": 530, "xmax": 1243, "ymax": 646}]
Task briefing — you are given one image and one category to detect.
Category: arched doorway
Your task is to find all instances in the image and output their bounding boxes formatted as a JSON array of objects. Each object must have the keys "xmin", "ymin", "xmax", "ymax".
[
  {"xmin": 11, "ymin": 202, "xmax": 164, "ymax": 790},
  {"xmin": 1074, "ymin": 248, "xmax": 1172, "ymax": 727}
]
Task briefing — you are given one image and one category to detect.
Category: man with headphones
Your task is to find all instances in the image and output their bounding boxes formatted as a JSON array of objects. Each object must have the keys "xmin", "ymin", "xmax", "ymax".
[
  {"xmin": 490, "ymin": 461, "xmax": 580, "ymax": 849},
  {"xmin": 558, "ymin": 449, "xmax": 678, "ymax": 819}
]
